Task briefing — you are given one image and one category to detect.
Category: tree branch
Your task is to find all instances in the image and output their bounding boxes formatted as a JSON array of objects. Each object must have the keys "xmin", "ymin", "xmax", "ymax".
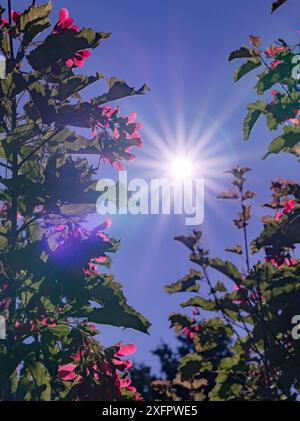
[{"xmin": 18, "ymin": 128, "xmax": 62, "ymax": 169}]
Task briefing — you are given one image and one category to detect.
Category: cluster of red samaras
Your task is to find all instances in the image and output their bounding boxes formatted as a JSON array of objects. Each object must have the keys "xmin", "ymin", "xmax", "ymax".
[
  {"xmin": 58, "ymin": 342, "xmax": 143, "ymax": 401},
  {"xmin": 0, "ymin": 215, "xmax": 141, "ymax": 400},
  {"xmin": 0, "ymin": 8, "xmax": 91, "ymax": 68},
  {"xmin": 51, "ymin": 8, "xmax": 144, "ymax": 171},
  {"xmin": 0, "ymin": 8, "xmax": 93, "ymax": 68},
  {"xmin": 182, "ymin": 324, "xmax": 200, "ymax": 341},
  {"xmin": 264, "ymin": 199, "xmax": 297, "ymax": 269},
  {"xmin": 52, "ymin": 220, "xmax": 141, "ymax": 399},
  {"xmin": 267, "ymin": 44, "xmax": 300, "ymax": 126},
  {"xmin": 0, "ymin": 10, "xmax": 21, "ymax": 27},
  {"xmin": 230, "ymin": 198, "xmax": 298, "ymax": 305},
  {"xmin": 181, "ymin": 308, "xmax": 201, "ymax": 340},
  {"xmin": 91, "ymin": 106, "xmax": 143, "ymax": 171},
  {"xmin": 1, "ymin": 8, "xmax": 144, "ymax": 172},
  {"xmin": 265, "ymin": 45, "xmax": 290, "ymax": 69},
  {"xmin": 264, "ymin": 28, "xmax": 299, "ymax": 70},
  {"xmin": 53, "ymin": 8, "xmax": 91, "ymax": 68}
]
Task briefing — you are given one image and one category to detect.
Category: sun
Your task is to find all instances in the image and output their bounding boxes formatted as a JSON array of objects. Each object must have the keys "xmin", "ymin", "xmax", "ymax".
[{"xmin": 169, "ymin": 156, "xmax": 194, "ymax": 180}]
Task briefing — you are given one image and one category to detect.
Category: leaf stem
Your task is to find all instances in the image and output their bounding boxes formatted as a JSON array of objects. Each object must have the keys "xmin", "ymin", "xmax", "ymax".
[{"xmin": 240, "ymin": 184, "xmax": 250, "ymax": 272}]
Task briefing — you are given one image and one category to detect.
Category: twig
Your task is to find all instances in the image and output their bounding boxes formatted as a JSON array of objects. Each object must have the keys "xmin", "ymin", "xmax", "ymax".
[
  {"xmin": 0, "ymin": 161, "xmax": 12, "ymax": 170},
  {"xmin": 18, "ymin": 128, "xmax": 61, "ymax": 169}
]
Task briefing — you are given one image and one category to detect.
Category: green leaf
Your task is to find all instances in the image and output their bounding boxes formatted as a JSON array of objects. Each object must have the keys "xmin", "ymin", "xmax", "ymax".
[
  {"xmin": 209, "ymin": 258, "xmax": 243, "ymax": 282},
  {"xmin": 42, "ymin": 127, "xmax": 98, "ymax": 156},
  {"xmin": 94, "ymin": 77, "xmax": 150, "ymax": 104},
  {"xmin": 18, "ymin": 1, "xmax": 52, "ymax": 32},
  {"xmin": 169, "ymin": 313, "xmax": 192, "ymax": 329},
  {"xmin": 225, "ymin": 245, "xmax": 243, "ymax": 255},
  {"xmin": 214, "ymin": 281, "xmax": 228, "ymax": 293},
  {"xmin": 178, "ymin": 353, "xmax": 212, "ymax": 381},
  {"xmin": 271, "ymin": 0, "xmax": 288, "ymax": 13},
  {"xmin": 45, "ymin": 324, "xmax": 70, "ymax": 336},
  {"xmin": 255, "ymin": 62, "xmax": 292, "ymax": 94},
  {"xmin": 243, "ymin": 100, "xmax": 266, "ymax": 140},
  {"xmin": 0, "ymin": 343, "xmax": 36, "ymax": 387},
  {"xmin": 165, "ymin": 269, "xmax": 202, "ymax": 294},
  {"xmin": 28, "ymin": 362, "xmax": 51, "ymax": 401},
  {"xmin": 228, "ymin": 47, "xmax": 256, "ymax": 61},
  {"xmin": 10, "ymin": 369, "xmax": 19, "ymax": 394},
  {"xmin": 0, "ymin": 71, "xmax": 28, "ymax": 99},
  {"xmin": 54, "ymin": 73, "xmax": 103, "ymax": 101},
  {"xmin": 181, "ymin": 296, "xmax": 216, "ymax": 311},
  {"xmin": 22, "ymin": 19, "xmax": 51, "ymax": 48},
  {"xmin": 87, "ymin": 306, "xmax": 150, "ymax": 334},
  {"xmin": 76, "ymin": 278, "xmax": 150, "ymax": 334},
  {"xmin": 220, "ymin": 354, "xmax": 242, "ymax": 370},
  {"xmin": 174, "ymin": 234, "xmax": 198, "ymax": 251},
  {"xmin": 234, "ymin": 57, "xmax": 261, "ymax": 82},
  {"xmin": 25, "ymin": 81, "xmax": 57, "ymax": 124},
  {"xmin": 28, "ymin": 29, "xmax": 110, "ymax": 71},
  {"xmin": 253, "ymin": 208, "xmax": 300, "ymax": 249},
  {"xmin": 217, "ymin": 190, "xmax": 238, "ymax": 199},
  {"xmin": 264, "ymin": 126, "xmax": 300, "ymax": 158},
  {"xmin": 266, "ymin": 112, "xmax": 278, "ymax": 130}
]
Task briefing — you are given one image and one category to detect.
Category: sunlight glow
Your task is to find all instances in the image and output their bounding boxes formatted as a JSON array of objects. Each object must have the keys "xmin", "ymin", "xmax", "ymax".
[
  {"xmin": 120, "ymin": 85, "xmax": 254, "ymax": 236},
  {"xmin": 169, "ymin": 157, "xmax": 194, "ymax": 180}
]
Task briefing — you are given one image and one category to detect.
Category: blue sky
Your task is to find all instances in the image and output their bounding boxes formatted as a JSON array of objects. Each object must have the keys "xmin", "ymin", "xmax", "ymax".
[{"xmin": 15, "ymin": 0, "xmax": 300, "ymax": 371}]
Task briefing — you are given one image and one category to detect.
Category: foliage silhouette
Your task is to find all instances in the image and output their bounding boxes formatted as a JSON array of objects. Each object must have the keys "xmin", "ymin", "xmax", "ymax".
[{"xmin": 0, "ymin": 1, "xmax": 149, "ymax": 401}]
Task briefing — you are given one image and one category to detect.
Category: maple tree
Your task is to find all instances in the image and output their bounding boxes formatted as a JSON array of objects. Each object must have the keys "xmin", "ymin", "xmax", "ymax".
[{"xmin": 0, "ymin": 1, "xmax": 149, "ymax": 401}]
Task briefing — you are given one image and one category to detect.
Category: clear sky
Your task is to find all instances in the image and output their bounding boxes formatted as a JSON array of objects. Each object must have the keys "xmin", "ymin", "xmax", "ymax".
[{"xmin": 15, "ymin": 0, "xmax": 300, "ymax": 371}]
